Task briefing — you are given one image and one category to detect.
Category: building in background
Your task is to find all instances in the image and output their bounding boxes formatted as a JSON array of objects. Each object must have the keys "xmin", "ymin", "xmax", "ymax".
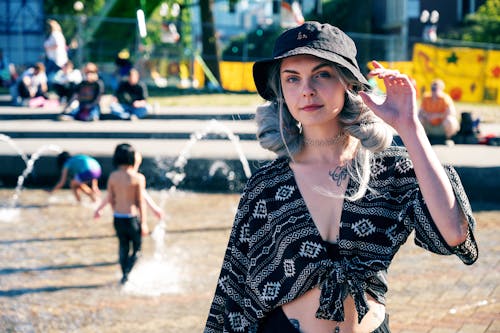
[
  {"xmin": 406, "ymin": 0, "xmax": 486, "ymax": 42},
  {"xmin": 372, "ymin": 0, "xmax": 487, "ymax": 60},
  {"xmin": 189, "ymin": 0, "xmax": 488, "ymax": 63},
  {"xmin": 0, "ymin": 0, "xmax": 45, "ymax": 67}
]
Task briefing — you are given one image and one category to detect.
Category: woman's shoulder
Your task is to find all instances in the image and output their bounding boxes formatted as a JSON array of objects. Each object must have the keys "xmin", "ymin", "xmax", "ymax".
[
  {"xmin": 249, "ymin": 157, "xmax": 289, "ymax": 179},
  {"xmin": 243, "ymin": 157, "xmax": 290, "ymax": 190}
]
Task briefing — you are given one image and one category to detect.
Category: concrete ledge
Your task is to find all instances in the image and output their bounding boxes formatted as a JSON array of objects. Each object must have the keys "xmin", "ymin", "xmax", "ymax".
[
  {"xmin": 2, "ymin": 153, "xmax": 499, "ymax": 204},
  {"xmin": 0, "ymin": 155, "xmax": 267, "ymax": 193},
  {"xmin": 453, "ymin": 166, "xmax": 500, "ymax": 203},
  {"xmin": 1, "ymin": 102, "xmax": 499, "ymax": 204}
]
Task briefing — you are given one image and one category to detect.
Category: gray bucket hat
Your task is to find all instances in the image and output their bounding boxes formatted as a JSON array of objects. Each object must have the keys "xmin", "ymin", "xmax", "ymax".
[{"xmin": 253, "ymin": 21, "xmax": 370, "ymax": 101}]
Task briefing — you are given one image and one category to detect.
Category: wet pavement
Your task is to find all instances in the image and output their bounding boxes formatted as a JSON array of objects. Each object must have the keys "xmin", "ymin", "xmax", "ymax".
[{"xmin": 0, "ymin": 189, "xmax": 498, "ymax": 333}]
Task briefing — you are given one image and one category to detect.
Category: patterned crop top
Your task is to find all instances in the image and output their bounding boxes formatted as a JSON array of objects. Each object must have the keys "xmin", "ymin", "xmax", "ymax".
[{"xmin": 204, "ymin": 146, "xmax": 478, "ymax": 333}]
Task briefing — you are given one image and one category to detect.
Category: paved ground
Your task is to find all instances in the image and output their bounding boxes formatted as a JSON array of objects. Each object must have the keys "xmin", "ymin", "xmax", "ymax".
[{"xmin": 0, "ymin": 190, "xmax": 498, "ymax": 333}]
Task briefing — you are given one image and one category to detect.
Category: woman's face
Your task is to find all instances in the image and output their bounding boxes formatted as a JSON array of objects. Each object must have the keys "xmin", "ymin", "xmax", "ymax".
[{"xmin": 280, "ymin": 54, "xmax": 345, "ymax": 129}]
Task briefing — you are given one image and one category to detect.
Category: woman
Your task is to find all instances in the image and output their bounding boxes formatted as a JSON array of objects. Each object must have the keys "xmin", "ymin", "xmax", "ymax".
[
  {"xmin": 44, "ymin": 19, "xmax": 68, "ymax": 77},
  {"xmin": 204, "ymin": 22, "xmax": 478, "ymax": 333}
]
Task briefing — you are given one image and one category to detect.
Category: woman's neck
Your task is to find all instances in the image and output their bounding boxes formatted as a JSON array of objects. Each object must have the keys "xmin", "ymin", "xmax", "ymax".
[{"xmin": 294, "ymin": 136, "xmax": 358, "ymax": 165}]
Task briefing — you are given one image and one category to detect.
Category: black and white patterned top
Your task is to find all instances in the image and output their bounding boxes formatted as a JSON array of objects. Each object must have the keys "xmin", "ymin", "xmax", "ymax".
[{"xmin": 205, "ymin": 146, "xmax": 478, "ymax": 333}]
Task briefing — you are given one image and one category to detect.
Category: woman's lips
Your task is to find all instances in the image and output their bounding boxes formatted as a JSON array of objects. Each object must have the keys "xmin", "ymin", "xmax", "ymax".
[{"xmin": 301, "ymin": 104, "xmax": 323, "ymax": 112}]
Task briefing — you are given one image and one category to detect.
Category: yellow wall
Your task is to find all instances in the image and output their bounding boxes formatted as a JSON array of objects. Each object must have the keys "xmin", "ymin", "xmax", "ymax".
[
  {"xmin": 193, "ymin": 60, "xmax": 257, "ymax": 92},
  {"xmin": 219, "ymin": 61, "xmax": 256, "ymax": 92},
  {"xmin": 378, "ymin": 43, "xmax": 500, "ymax": 104}
]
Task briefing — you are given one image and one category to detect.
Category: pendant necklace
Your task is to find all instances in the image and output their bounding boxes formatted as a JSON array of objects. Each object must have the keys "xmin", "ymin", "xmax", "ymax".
[{"xmin": 334, "ymin": 323, "xmax": 340, "ymax": 333}]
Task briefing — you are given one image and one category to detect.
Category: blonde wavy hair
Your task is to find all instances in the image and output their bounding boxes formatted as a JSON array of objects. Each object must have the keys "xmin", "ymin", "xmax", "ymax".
[{"xmin": 255, "ymin": 61, "xmax": 393, "ymax": 200}]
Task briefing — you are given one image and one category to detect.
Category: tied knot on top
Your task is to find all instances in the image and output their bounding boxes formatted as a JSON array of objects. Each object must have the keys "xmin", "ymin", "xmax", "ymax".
[{"xmin": 316, "ymin": 258, "xmax": 370, "ymax": 324}]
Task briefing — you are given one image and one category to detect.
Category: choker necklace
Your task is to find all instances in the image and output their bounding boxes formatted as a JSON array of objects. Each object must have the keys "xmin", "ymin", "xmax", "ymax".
[{"xmin": 303, "ymin": 132, "xmax": 345, "ymax": 147}]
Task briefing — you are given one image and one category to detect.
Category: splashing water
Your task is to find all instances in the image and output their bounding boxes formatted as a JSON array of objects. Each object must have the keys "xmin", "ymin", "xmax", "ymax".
[
  {"xmin": 123, "ymin": 120, "xmax": 255, "ymax": 295},
  {"xmin": 0, "ymin": 144, "xmax": 63, "ymax": 222},
  {"xmin": 151, "ymin": 220, "xmax": 167, "ymax": 259},
  {"xmin": 0, "ymin": 133, "xmax": 29, "ymax": 164},
  {"xmin": 209, "ymin": 160, "xmax": 235, "ymax": 180},
  {"xmin": 10, "ymin": 144, "xmax": 63, "ymax": 208},
  {"xmin": 121, "ymin": 257, "xmax": 181, "ymax": 296},
  {"xmin": 449, "ymin": 298, "xmax": 496, "ymax": 314},
  {"xmin": 0, "ymin": 207, "xmax": 21, "ymax": 223},
  {"xmin": 122, "ymin": 189, "xmax": 181, "ymax": 296},
  {"xmin": 164, "ymin": 119, "xmax": 252, "ymax": 188}
]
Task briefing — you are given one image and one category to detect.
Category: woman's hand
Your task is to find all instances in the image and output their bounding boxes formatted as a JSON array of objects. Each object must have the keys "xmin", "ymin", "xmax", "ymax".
[{"xmin": 359, "ymin": 61, "xmax": 419, "ymax": 135}]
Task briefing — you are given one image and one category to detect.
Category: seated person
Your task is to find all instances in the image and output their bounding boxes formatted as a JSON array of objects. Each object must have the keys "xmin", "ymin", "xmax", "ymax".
[
  {"xmin": 110, "ymin": 68, "xmax": 150, "ymax": 120},
  {"xmin": 0, "ymin": 48, "xmax": 16, "ymax": 87},
  {"xmin": 52, "ymin": 60, "xmax": 82, "ymax": 104},
  {"xmin": 418, "ymin": 79, "xmax": 460, "ymax": 140},
  {"xmin": 60, "ymin": 62, "xmax": 104, "ymax": 121},
  {"xmin": 11, "ymin": 62, "xmax": 48, "ymax": 106}
]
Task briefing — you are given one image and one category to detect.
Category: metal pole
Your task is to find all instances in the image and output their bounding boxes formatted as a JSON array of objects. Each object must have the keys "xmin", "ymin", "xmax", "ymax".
[
  {"xmin": 400, "ymin": 0, "xmax": 408, "ymax": 60},
  {"xmin": 77, "ymin": 16, "xmax": 83, "ymax": 67}
]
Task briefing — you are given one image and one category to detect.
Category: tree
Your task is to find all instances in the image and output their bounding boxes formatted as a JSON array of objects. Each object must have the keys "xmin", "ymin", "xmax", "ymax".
[
  {"xmin": 305, "ymin": 0, "xmax": 372, "ymax": 33},
  {"xmin": 222, "ymin": 26, "xmax": 283, "ymax": 61},
  {"xmin": 45, "ymin": 0, "xmax": 166, "ymax": 62},
  {"xmin": 199, "ymin": 0, "xmax": 221, "ymax": 86},
  {"xmin": 446, "ymin": 0, "xmax": 500, "ymax": 44},
  {"xmin": 44, "ymin": 0, "xmax": 105, "ymax": 16}
]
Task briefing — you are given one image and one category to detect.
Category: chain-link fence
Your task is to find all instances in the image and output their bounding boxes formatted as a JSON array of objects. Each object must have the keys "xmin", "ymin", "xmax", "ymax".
[
  {"xmin": 46, "ymin": 15, "xmax": 408, "ymax": 89},
  {"xmin": 7, "ymin": 13, "xmax": 499, "ymax": 100}
]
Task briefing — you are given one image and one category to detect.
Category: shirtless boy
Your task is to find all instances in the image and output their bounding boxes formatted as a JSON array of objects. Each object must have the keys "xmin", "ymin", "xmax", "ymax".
[{"xmin": 95, "ymin": 143, "xmax": 149, "ymax": 284}]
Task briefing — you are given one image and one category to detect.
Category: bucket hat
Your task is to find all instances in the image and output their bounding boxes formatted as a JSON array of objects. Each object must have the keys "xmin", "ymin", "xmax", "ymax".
[{"xmin": 253, "ymin": 21, "xmax": 369, "ymax": 101}]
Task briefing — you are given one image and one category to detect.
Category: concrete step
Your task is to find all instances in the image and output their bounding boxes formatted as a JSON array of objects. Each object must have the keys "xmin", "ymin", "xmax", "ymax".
[
  {"xmin": 0, "ymin": 118, "xmax": 258, "ymax": 140},
  {"xmin": 0, "ymin": 103, "xmax": 499, "ymax": 203}
]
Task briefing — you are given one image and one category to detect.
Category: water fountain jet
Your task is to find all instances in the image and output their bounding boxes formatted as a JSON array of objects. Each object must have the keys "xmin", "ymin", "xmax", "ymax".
[
  {"xmin": 123, "ymin": 119, "xmax": 253, "ymax": 295},
  {"xmin": 162, "ymin": 119, "xmax": 252, "ymax": 191},
  {"xmin": 0, "ymin": 135, "xmax": 62, "ymax": 222}
]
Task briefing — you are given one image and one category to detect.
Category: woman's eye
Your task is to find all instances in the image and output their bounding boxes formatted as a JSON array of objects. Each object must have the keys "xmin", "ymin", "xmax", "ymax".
[
  {"xmin": 315, "ymin": 71, "xmax": 332, "ymax": 79},
  {"xmin": 285, "ymin": 76, "xmax": 299, "ymax": 83}
]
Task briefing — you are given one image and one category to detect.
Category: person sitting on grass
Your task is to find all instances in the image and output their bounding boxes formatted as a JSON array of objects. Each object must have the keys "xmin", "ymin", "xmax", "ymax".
[
  {"xmin": 52, "ymin": 60, "xmax": 82, "ymax": 105},
  {"xmin": 59, "ymin": 62, "xmax": 104, "ymax": 121},
  {"xmin": 109, "ymin": 68, "xmax": 151, "ymax": 120},
  {"xmin": 11, "ymin": 62, "xmax": 48, "ymax": 106}
]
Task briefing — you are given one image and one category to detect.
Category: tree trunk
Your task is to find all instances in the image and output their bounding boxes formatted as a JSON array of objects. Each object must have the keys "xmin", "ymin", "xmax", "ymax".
[{"xmin": 199, "ymin": 0, "xmax": 221, "ymax": 85}]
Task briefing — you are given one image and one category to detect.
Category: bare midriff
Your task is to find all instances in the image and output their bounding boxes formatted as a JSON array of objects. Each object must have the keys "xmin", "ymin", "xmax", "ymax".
[{"xmin": 282, "ymin": 287, "xmax": 385, "ymax": 333}]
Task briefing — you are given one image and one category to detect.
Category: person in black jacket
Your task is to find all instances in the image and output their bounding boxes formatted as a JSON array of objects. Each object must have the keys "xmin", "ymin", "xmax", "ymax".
[
  {"xmin": 59, "ymin": 62, "xmax": 104, "ymax": 121},
  {"xmin": 110, "ymin": 68, "xmax": 150, "ymax": 120}
]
